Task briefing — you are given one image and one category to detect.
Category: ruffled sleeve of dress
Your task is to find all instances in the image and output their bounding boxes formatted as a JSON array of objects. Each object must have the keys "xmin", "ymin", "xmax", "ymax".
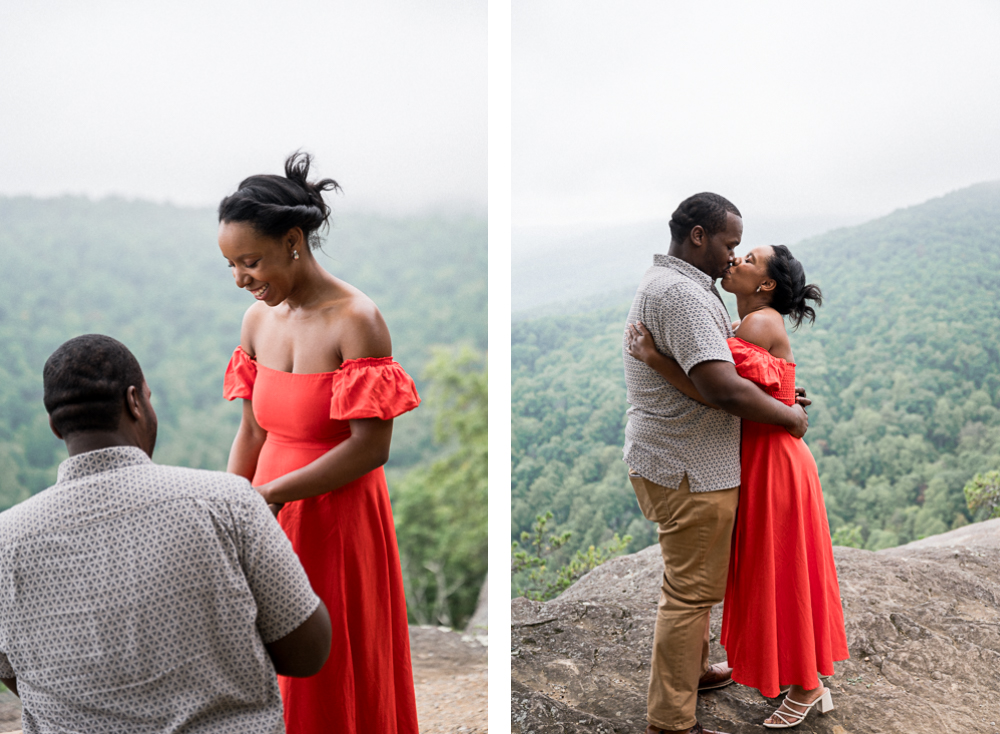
[
  {"xmin": 223, "ymin": 347, "xmax": 258, "ymax": 401},
  {"xmin": 727, "ymin": 337, "xmax": 785, "ymax": 392},
  {"xmin": 330, "ymin": 357, "xmax": 421, "ymax": 421}
]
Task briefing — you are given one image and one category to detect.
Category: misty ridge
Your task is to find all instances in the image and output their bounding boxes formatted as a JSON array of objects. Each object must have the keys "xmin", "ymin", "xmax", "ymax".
[
  {"xmin": 512, "ymin": 180, "xmax": 1000, "ymax": 594},
  {"xmin": 512, "ymin": 213, "xmax": 871, "ymax": 318}
]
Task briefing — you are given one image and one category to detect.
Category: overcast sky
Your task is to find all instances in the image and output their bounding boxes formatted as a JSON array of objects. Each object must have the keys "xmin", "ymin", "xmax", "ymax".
[
  {"xmin": 513, "ymin": 0, "xmax": 1000, "ymax": 232},
  {"xmin": 0, "ymin": 0, "xmax": 485, "ymax": 214}
]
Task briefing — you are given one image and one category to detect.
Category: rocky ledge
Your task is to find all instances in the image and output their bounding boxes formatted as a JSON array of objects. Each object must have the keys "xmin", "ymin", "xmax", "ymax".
[{"xmin": 512, "ymin": 518, "xmax": 1000, "ymax": 734}]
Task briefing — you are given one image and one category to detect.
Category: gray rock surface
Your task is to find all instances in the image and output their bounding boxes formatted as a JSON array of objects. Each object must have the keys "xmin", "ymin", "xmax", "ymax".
[
  {"xmin": 0, "ymin": 690, "xmax": 18, "ymax": 734},
  {"xmin": 512, "ymin": 519, "xmax": 1000, "ymax": 734}
]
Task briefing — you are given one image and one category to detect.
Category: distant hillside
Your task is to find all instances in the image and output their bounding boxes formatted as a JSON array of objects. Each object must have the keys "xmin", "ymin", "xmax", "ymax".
[
  {"xmin": 511, "ymin": 212, "xmax": 865, "ymax": 316},
  {"xmin": 0, "ymin": 196, "xmax": 486, "ymax": 508},
  {"xmin": 512, "ymin": 182, "xmax": 1000, "ymax": 565}
]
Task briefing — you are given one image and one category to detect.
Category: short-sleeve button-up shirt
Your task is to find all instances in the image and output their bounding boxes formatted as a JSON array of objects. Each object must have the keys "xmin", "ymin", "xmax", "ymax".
[
  {"xmin": 623, "ymin": 254, "xmax": 741, "ymax": 491},
  {"xmin": 0, "ymin": 446, "xmax": 320, "ymax": 734}
]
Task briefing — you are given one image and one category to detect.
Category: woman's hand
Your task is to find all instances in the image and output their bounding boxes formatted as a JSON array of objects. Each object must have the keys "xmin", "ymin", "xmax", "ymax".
[
  {"xmin": 258, "ymin": 417, "xmax": 394, "ymax": 505},
  {"xmin": 626, "ymin": 322, "xmax": 659, "ymax": 364},
  {"xmin": 254, "ymin": 484, "xmax": 284, "ymax": 518}
]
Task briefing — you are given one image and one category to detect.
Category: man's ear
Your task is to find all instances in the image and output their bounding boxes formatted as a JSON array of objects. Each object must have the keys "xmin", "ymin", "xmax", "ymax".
[
  {"xmin": 125, "ymin": 385, "xmax": 143, "ymax": 422},
  {"xmin": 48, "ymin": 415, "xmax": 63, "ymax": 440},
  {"xmin": 688, "ymin": 225, "xmax": 706, "ymax": 247}
]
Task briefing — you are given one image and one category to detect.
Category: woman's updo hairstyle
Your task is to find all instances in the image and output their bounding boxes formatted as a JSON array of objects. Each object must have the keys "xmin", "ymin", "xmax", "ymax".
[
  {"xmin": 218, "ymin": 151, "xmax": 341, "ymax": 250},
  {"xmin": 765, "ymin": 245, "xmax": 823, "ymax": 329}
]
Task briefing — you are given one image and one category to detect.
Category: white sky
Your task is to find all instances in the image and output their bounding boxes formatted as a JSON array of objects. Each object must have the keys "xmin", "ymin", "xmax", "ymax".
[
  {"xmin": 0, "ymin": 0, "xmax": 485, "ymax": 214},
  {"xmin": 513, "ymin": 0, "xmax": 1000, "ymax": 229}
]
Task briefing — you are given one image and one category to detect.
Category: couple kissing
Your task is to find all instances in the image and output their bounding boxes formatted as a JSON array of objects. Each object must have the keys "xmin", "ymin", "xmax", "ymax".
[{"xmin": 622, "ymin": 192, "xmax": 848, "ymax": 733}]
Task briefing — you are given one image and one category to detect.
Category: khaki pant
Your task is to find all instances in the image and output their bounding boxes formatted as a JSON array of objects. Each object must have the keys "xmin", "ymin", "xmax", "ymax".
[{"xmin": 629, "ymin": 470, "xmax": 738, "ymax": 732}]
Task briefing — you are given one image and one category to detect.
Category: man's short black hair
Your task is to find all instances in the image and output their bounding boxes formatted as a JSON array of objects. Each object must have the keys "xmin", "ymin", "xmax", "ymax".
[
  {"xmin": 43, "ymin": 335, "xmax": 145, "ymax": 436},
  {"xmin": 668, "ymin": 193, "xmax": 742, "ymax": 244}
]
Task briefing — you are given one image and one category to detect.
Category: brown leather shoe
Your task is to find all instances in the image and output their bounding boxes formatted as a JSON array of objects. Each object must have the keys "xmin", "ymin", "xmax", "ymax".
[
  {"xmin": 698, "ymin": 662, "xmax": 734, "ymax": 691},
  {"xmin": 646, "ymin": 723, "xmax": 731, "ymax": 734}
]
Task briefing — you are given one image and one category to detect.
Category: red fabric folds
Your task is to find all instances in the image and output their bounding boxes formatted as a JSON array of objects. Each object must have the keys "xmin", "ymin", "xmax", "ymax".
[
  {"xmin": 330, "ymin": 357, "xmax": 421, "ymax": 421},
  {"xmin": 220, "ymin": 347, "xmax": 421, "ymax": 734},
  {"xmin": 719, "ymin": 336, "xmax": 849, "ymax": 698},
  {"xmin": 728, "ymin": 337, "xmax": 785, "ymax": 393},
  {"xmin": 223, "ymin": 347, "xmax": 257, "ymax": 401}
]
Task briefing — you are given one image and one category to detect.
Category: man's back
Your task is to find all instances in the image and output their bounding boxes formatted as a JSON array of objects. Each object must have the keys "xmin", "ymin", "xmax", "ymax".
[
  {"xmin": 623, "ymin": 254, "xmax": 741, "ymax": 492},
  {"xmin": 0, "ymin": 446, "xmax": 319, "ymax": 734}
]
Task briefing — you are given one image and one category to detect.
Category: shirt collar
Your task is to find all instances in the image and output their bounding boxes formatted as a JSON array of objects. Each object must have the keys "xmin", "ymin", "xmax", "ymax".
[
  {"xmin": 57, "ymin": 445, "xmax": 153, "ymax": 484},
  {"xmin": 653, "ymin": 254, "xmax": 719, "ymax": 292}
]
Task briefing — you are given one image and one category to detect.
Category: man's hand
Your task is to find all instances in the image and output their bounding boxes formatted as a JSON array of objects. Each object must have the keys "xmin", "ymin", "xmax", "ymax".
[
  {"xmin": 787, "ymin": 403, "xmax": 809, "ymax": 438},
  {"xmin": 795, "ymin": 385, "xmax": 811, "ymax": 408}
]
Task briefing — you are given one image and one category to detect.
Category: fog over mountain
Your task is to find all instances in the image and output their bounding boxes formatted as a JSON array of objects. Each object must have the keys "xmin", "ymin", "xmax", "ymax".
[
  {"xmin": 513, "ymin": 0, "xmax": 1000, "ymax": 271},
  {"xmin": 0, "ymin": 1, "xmax": 485, "ymax": 214},
  {"xmin": 512, "ymin": 212, "xmax": 868, "ymax": 317}
]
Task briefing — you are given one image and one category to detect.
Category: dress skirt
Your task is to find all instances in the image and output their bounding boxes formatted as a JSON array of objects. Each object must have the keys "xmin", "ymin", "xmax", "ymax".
[{"xmin": 718, "ymin": 338, "xmax": 849, "ymax": 698}]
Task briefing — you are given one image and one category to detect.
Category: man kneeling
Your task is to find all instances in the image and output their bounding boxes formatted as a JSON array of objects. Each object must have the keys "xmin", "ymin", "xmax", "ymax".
[{"xmin": 0, "ymin": 334, "xmax": 331, "ymax": 733}]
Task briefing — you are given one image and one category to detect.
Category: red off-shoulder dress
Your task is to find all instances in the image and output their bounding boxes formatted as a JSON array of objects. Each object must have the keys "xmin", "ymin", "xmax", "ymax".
[
  {"xmin": 719, "ymin": 338, "xmax": 849, "ymax": 698},
  {"xmin": 224, "ymin": 348, "xmax": 420, "ymax": 734}
]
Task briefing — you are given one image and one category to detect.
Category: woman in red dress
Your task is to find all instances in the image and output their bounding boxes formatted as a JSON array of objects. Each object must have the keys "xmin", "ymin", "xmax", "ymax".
[
  {"xmin": 627, "ymin": 244, "xmax": 848, "ymax": 729},
  {"xmin": 218, "ymin": 152, "xmax": 420, "ymax": 734}
]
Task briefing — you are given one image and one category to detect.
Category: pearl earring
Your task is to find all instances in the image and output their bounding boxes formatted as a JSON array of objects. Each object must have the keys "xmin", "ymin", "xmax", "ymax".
[
  {"xmin": 292, "ymin": 250, "xmax": 300, "ymax": 260},
  {"xmin": 756, "ymin": 285, "xmax": 762, "ymax": 293}
]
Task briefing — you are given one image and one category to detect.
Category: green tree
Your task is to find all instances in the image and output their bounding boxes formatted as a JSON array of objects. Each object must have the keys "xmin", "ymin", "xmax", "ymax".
[
  {"xmin": 830, "ymin": 523, "xmax": 864, "ymax": 549},
  {"xmin": 392, "ymin": 347, "xmax": 487, "ymax": 628},
  {"xmin": 964, "ymin": 470, "xmax": 1000, "ymax": 521},
  {"xmin": 511, "ymin": 510, "xmax": 631, "ymax": 601}
]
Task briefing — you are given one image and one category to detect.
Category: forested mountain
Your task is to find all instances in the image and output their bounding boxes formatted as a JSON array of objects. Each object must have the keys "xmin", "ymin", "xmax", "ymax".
[
  {"xmin": 511, "ymin": 213, "xmax": 866, "ymax": 317},
  {"xmin": 512, "ymin": 182, "xmax": 1000, "ymax": 573},
  {"xmin": 0, "ymin": 196, "xmax": 487, "ymax": 625}
]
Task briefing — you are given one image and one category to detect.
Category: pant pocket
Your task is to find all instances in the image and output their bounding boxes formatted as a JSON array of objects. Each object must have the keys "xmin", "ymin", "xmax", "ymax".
[{"xmin": 629, "ymin": 470, "xmax": 667, "ymax": 523}]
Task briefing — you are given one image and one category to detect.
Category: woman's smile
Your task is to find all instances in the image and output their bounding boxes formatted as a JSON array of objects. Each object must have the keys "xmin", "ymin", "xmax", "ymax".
[{"xmin": 248, "ymin": 283, "xmax": 270, "ymax": 300}]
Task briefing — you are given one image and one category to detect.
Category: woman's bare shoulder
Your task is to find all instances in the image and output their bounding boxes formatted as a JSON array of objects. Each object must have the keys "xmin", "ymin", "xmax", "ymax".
[
  {"xmin": 239, "ymin": 301, "xmax": 270, "ymax": 355},
  {"xmin": 329, "ymin": 285, "xmax": 392, "ymax": 360},
  {"xmin": 734, "ymin": 309, "xmax": 789, "ymax": 355}
]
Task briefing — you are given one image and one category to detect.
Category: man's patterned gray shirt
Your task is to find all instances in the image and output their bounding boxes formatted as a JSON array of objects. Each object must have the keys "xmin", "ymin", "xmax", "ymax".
[
  {"xmin": 623, "ymin": 254, "xmax": 741, "ymax": 491},
  {"xmin": 0, "ymin": 446, "xmax": 320, "ymax": 734}
]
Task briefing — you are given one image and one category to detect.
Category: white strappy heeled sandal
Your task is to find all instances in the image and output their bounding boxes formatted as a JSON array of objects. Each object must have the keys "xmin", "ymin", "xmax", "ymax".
[{"xmin": 762, "ymin": 687, "xmax": 834, "ymax": 729}]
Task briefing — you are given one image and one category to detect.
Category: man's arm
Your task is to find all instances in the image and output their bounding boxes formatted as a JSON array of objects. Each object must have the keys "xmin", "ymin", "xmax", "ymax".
[
  {"xmin": 230, "ymin": 477, "xmax": 333, "ymax": 678},
  {"xmin": 264, "ymin": 600, "xmax": 332, "ymax": 677},
  {"xmin": 626, "ymin": 322, "xmax": 718, "ymax": 407},
  {"xmin": 689, "ymin": 360, "xmax": 809, "ymax": 438}
]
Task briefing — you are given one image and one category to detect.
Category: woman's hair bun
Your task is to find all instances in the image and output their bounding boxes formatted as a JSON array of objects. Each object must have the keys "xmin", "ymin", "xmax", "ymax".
[
  {"xmin": 765, "ymin": 245, "xmax": 822, "ymax": 329},
  {"xmin": 219, "ymin": 151, "xmax": 341, "ymax": 250}
]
